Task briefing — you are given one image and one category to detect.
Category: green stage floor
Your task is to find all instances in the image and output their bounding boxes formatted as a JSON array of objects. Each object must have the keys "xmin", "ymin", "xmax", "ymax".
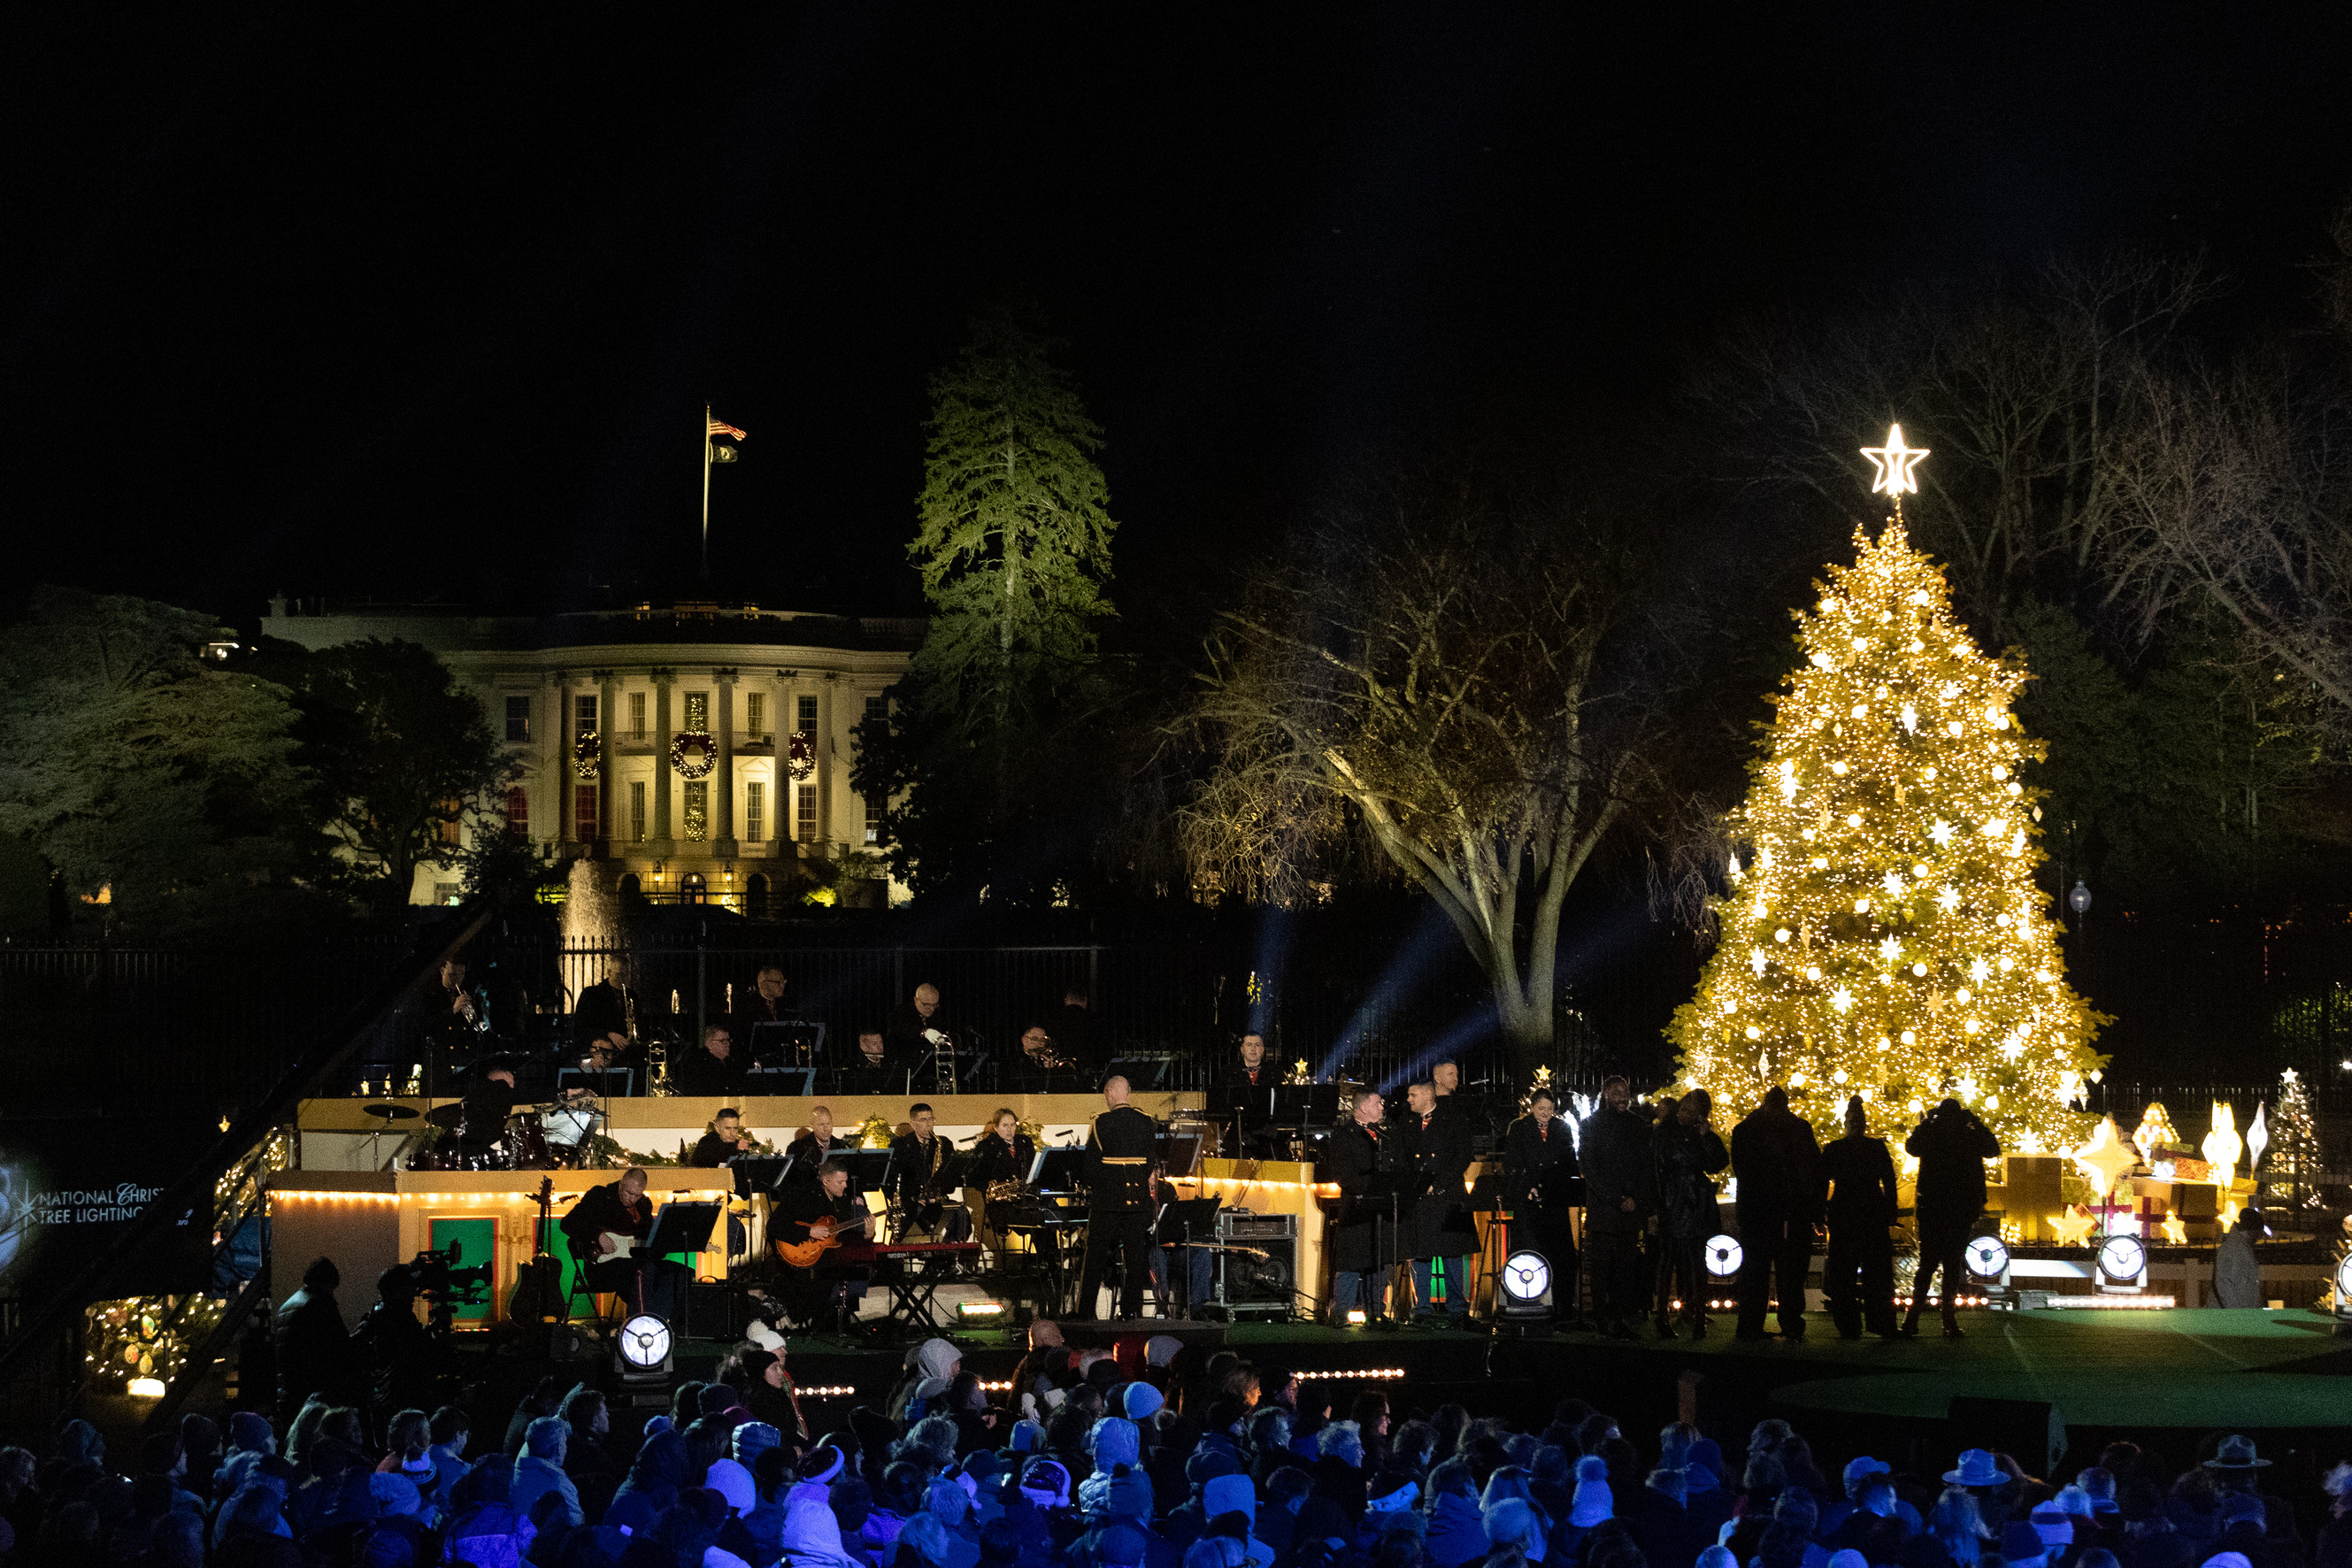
[{"xmin": 1758, "ymin": 1309, "xmax": 2352, "ymax": 1429}]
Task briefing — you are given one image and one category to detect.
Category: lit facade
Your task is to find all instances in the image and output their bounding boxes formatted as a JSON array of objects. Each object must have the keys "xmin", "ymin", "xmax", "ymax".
[{"xmin": 261, "ymin": 599, "xmax": 918, "ymax": 907}]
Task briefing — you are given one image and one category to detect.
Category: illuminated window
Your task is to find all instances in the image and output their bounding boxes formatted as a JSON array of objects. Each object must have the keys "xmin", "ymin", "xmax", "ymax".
[
  {"xmin": 685, "ymin": 692, "xmax": 709, "ymax": 730},
  {"xmin": 575, "ymin": 784, "xmax": 598, "ymax": 842},
  {"xmin": 864, "ymin": 794, "xmax": 883, "ymax": 846},
  {"xmin": 744, "ymin": 780, "xmax": 765, "ymax": 843},
  {"xmin": 574, "ymin": 695, "xmax": 597, "ymax": 735},
  {"xmin": 798, "ymin": 695, "xmax": 819, "ymax": 730},
  {"xmin": 629, "ymin": 780, "xmax": 646, "ymax": 843},
  {"xmin": 435, "ymin": 797, "xmax": 463, "ymax": 846},
  {"xmin": 503, "ymin": 696, "xmax": 531, "ymax": 743},
  {"xmin": 503, "ymin": 787, "xmax": 528, "ymax": 836},
  {"xmin": 745, "ymin": 692, "xmax": 765, "ymax": 740},
  {"xmin": 628, "ymin": 691, "xmax": 646, "ymax": 738},
  {"xmin": 796, "ymin": 784, "xmax": 818, "ymax": 842}
]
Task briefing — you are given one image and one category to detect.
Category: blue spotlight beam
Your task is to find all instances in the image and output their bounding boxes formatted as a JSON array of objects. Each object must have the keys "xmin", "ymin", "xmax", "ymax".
[
  {"xmin": 1375, "ymin": 1004, "xmax": 1503, "ymax": 1095},
  {"xmin": 1314, "ymin": 899, "xmax": 1463, "ymax": 1080}
]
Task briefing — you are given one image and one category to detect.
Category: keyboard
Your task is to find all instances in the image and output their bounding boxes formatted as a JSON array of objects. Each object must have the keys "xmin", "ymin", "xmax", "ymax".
[{"xmin": 876, "ymin": 1241, "xmax": 981, "ymax": 1257}]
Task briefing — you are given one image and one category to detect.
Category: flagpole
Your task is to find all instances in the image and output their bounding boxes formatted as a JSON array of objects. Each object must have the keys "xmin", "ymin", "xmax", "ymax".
[{"xmin": 701, "ymin": 403, "xmax": 712, "ymax": 582}]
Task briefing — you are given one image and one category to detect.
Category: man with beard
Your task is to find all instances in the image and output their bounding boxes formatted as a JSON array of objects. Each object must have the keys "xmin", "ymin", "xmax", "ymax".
[{"xmin": 1399, "ymin": 1080, "xmax": 1477, "ymax": 1326}]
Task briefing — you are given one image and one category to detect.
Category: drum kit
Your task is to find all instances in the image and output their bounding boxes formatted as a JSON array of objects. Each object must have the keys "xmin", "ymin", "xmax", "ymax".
[{"xmin": 401, "ymin": 1100, "xmax": 569, "ymax": 1172}]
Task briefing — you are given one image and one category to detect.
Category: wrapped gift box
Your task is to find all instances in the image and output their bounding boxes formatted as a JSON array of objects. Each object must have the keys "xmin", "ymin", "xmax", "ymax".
[{"xmin": 2002, "ymin": 1154, "xmax": 2066, "ymax": 1242}]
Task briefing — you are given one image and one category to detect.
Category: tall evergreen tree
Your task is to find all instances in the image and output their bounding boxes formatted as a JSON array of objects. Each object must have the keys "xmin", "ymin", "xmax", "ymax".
[{"xmin": 858, "ymin": 309, "xmax": 1118, "ymax": 902}]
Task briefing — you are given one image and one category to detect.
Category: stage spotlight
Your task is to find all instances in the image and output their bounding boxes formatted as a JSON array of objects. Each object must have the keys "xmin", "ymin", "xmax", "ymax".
[
  {"xmin": 2097, "ymin": 1234, "xmax": 2147, "ymax": 1287},
  {"xmin": 957, "ymin": 1301, "xmax": 1007, "ymax": 1322},
  {"xmin": 1703, "ymin": 1235, "xmax": 1743, "ymax": 1278},
  {"xmin": 1345, "ymin": 1309, "xmax": 1368, "ymax": 1326},
  {"xmin": 1499, "ymin": 1250, "xmax": 1553, "ymax": 1318},
  {"xmin": 617, "ymin": 1313, "xmax": 673, "ymax": 1381},
  {"xmin": 1964, "ymin": 1235, "xmax": 2010, "ymax": 1279}
]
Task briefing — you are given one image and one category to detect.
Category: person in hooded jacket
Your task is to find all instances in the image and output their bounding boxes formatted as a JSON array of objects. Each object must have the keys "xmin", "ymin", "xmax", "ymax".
[
  {"xmin": 1424, "ymin": 1460, "xmax": 1488, "ymax": 1568},
  {"xmin": 611, "ymin": 1429, "xmax": 686, "ymax": 1518},
  {"xmin": 511, "ymin": 1418, "xmax": 584, "ymax": 1530}
]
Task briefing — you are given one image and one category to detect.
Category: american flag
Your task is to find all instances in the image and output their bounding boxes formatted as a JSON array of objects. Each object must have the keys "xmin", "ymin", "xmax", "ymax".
[{"xmin": 708, "ymin": 416, "xmax": 745, "ymax": 441}]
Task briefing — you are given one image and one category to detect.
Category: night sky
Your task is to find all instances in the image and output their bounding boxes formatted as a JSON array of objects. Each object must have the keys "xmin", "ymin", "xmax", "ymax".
[{"xmin": 6, "ymin": 7, "xmax": 2352, "ymax": 635}]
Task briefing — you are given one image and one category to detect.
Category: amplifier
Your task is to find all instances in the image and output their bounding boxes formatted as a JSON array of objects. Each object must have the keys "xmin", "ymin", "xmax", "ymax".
[
  {"xmin": 1218, "ymin": 1211, "xmax": 1297, "ymax": 1242},
  {"xmin": 1213, "ymin": 1210, "xmax": 1297, "ymax": 1318}
]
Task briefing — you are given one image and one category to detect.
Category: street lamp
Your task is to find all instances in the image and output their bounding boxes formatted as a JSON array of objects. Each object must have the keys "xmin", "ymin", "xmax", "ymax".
[{"xmin": 2069, "ymin": 880, "xmax": 2091, "ymax": 919}]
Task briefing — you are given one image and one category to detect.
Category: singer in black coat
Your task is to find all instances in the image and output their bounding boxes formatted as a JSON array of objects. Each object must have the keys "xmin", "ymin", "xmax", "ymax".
[
  {"xmin": 1322, "ymin": 1116, "xmax": 1396, "ymax": 1276},
  {"xmin": 1502, "ymin": 1098, "xmax": 1581, "ymax": 1317}
]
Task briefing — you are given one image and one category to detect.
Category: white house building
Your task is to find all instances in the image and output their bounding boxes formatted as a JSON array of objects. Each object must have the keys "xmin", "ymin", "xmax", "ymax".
[{"xmin": 261, "ymin": 597, "xmax": 919, "ymax": 909}]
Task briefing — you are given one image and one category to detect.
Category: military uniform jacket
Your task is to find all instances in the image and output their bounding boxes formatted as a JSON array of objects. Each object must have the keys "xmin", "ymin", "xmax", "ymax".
[
  {"xmin": 1502, "ymin": 1114, "xmax": 1581, "ymax": 1209},
  {"xmin": 888, "ymin": 1133, "xmax": 958, "ymax": 1217},
  {"xmin": 1085, "ymin": 1104, "xmax": 1157, "ymax": 1213}
]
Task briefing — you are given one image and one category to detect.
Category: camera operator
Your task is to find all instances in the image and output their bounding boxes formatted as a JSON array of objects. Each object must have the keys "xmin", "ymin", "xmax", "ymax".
[
  {"xmin": 351, "ymin": 1265, "xmax": 451, "ymax": 1429},
  {"xmin": 1902, "ymin": 1095, "xmax": 2001, "ymax": 1339}
]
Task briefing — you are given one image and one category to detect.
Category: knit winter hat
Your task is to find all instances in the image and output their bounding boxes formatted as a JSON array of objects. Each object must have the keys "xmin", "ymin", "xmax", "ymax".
[
  {"xmin": 1121, "ymin": 1384, "xmax": 1164, "ymax": 1422},
  {"xmin": 1090, "ymin": 1417, "xmax": 1141, "ymax": 1471},
  {"xmin": 1095, "ymin": 1523, "xmax": 1152, "ymax": 1568},
  {"xmin": 1008, "ymin": 1420, "xmax": 1045, "ymax": 1454},
  {"xmin": 227, "ymin": 1411, "xmax": 274, "ymax": 1454},
  {"xmin": 368, "ymin": 1473, "xmax": 422, "ymax": 1518},
  {"xmin": 1145, "ymin": 1335, "xmax": 1182, "ymax": 1367},
  {"xmin": 729, "ymin": 1423, "xmax": 781, "ymax": 1467},
  {"xmin": 1203, "ymin": 1475, "xmax": 1256, "ymax": 1524},
  {"xmin": 1571, "ymin": 1470, "xmax": 1614, "ymax": 1526}
]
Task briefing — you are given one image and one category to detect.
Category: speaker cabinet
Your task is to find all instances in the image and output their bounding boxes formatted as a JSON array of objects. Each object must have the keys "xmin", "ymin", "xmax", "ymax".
[{"xmin": 1213, "ymin": 1211, "xmax": 1297, "ymax": 1318}]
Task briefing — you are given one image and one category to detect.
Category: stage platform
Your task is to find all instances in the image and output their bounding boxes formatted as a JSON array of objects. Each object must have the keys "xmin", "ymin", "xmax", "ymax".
[{"xmin": 611, "ymin": 1305, "xmax": 2352, "ymax": 1487}]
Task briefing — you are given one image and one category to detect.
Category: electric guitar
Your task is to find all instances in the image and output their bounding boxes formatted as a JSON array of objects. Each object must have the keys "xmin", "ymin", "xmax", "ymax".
[
  {"xmin": 595, "ymin": 1231, "xmax": 642, "ymax": 1262},
  {"xmin": 772, "ymin": 1211, "xmax": 880, "ymax": 1267}
]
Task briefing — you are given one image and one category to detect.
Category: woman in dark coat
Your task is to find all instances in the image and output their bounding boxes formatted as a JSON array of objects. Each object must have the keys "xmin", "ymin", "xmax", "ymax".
[
  {"xmin": 1652, "ymin": 1089, "xmax": 1729, "ymax": 1338},
  {"xmin": 1322, "ymin": 1088, "xmax": 1397, "ymax": 1321}
]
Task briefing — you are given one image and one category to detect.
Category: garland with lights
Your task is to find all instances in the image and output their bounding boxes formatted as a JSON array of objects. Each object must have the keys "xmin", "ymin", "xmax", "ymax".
[
  {"xmin": 573, "ymin": 731, "xmax": 601, "ymax": 780},
  {"xmin": 671, "ymin": 731, "xmax": 717, "ymax": 779},
  {"xmin": 1668, "ymin": 429, "xmax": 2109, "ymax": 1156}
]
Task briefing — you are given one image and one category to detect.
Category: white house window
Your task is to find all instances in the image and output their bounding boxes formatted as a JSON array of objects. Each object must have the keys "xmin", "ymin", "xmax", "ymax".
[
  {"xmin": 797, "ymin": 695, "xmax": 819, "ymax": 731},
  {"xmin": 629, "ymin": 780, "xmax": 647, "ymax": 843},
  {"xmin": 864, "ymin": 794, "xmax": 883, "ymax": 846},
  {"xmin": 574, "ymin": 695, "xmax": 597, "ymax": 734},
  {"xmin": 745, "ymin": 692, "xmax": 765, "ymax": 740},
  {"xmin": 504, "ymin": 696, "xmax": 531, "ymax": 742},
  {"xmin": 744, "ymin": 780, "xmax": 765, "ymax": 843},
  {"xmin": 628, "ymin": 691, "xmax": 647, "ymax": 738},
  {"xmin": 796, "ymin": 783, "xmax": 819, "ymax": 842}
]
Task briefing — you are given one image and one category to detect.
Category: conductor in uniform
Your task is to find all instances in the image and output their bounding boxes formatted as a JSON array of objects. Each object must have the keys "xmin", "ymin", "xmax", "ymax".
[{"xmin": 1078, "ymin": 1075, "xmax": 1157, "ymax": 1320}]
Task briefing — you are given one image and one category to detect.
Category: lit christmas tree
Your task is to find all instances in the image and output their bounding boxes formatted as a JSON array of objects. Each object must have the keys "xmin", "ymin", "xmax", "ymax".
[
  {"xmin": 2264, "ymin": 1067, "xmax": 2324, "ymax": 1211},
  {"xmin": 1669, "ymin": 427, "xmax": 2109, "ymax": 1154}
]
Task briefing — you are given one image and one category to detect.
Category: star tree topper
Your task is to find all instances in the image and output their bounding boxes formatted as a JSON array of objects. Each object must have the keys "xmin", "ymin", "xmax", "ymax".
[{"xmin": 1861, "ymin": 423, "xmax": 1931, "ymax": 498}]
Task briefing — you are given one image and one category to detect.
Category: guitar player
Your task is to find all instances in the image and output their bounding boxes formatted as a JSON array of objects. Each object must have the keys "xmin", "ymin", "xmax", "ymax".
[
  {"xmin": 773, "ymin": 1158, "xmax": 872, "ymax": 1324},
  {"xmin": 559, "ymin": 1166, "xmax": 688, "ymax": 1324}
]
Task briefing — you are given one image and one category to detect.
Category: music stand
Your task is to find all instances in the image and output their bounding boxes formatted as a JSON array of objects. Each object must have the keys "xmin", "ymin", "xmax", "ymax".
[
  {"xmin": 746, "ymin": 1066, "xmax": 818, "ymax": 1095},
  {"xmin": 1155, "ymin": 1127, "xmax": 1205, "ymax": 1179},
  {"xmin": 749, "ymin": 1019, "xmax": 823, "ymax": 1067},
  {"xmin": 1104, "ymin": 1054, "xmax": 1171, "ymax": 1090},
  {"xmin": 1347, "ymin": 1169, "xmax": 1424, "ymax": 1328},
  {"xmin": 730, "ymin": 1157, "xmax": 789, "ymax": 1200},
  {"xmin": 646, "ymin": 1201, "xmax": 723, "ymax": 1258},
  {"xmin": 1033, "ymin": 1148, "xmax": 1089, "ymax": 1194},
  {"xmin": 839, "ymin": 1149, "xmax": 895, "ymax": 1202},
  {"xmin": 1272, "ymin": 1082, "xmax": 1341, "ymax": 1125},
  {"xmin": 1154, "ymin": 1195, "xmax": 1223, "ymax": 1319}
]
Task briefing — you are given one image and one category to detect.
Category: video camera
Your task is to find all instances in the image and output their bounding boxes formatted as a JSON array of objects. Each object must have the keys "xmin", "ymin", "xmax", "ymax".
[{"xmin": 408, "ymin": 1240, "xmax": 494, "ymax": 1310}]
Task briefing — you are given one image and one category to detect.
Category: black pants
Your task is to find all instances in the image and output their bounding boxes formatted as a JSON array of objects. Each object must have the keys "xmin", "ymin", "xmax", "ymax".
[
  {"xmin": 1522, "ymin": 1204, "xmax": 1581, "ymax": 1318},
  {"xmin": 1735, "ymin": 1209, "xmax": 1812, "ymax": 1334},
  {"xmin": 1659, "ymin": 1234, "xmax": 1710, "ymax": 1325},
  {"xmin": 1588, "ymin": 1229, "xmax": 1647, "ymax": 1324},
  {"xmin": 1079, "ymin": 1208, "xmax": 1152, "ymax": 1319},
  {"xmin": 1822, "ymin": 1220, "xmax": 1896, "ymax": 1334},
  {"xmin": 1910, "ymin": 1216, "xmax": 1971, "ymax": 1324}
]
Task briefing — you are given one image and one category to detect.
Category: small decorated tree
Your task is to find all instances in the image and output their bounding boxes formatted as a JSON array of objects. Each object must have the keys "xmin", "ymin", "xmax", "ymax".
[
  {"xmin": 2264, "ymin": 1067, "xmax": 2325, "ymax": 1212},
  {"xmin": 1669, "ymin": 427, "xmax": 2109, "ymax": 1151}
]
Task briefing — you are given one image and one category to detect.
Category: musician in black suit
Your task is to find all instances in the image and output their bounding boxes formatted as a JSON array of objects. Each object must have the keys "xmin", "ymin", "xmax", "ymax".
[
  {"xmin": 1004, "ymin": 1025, "xmax": 1087, "ymax": 1095},
  {"xmin": 1054, "ymin": 988, "xmax": 1099, "ymax": 1074},
  {"xmin": 1398, "ymin": 1080, "xmax": 1479, "ymax": 1326},
  {"xmin": 1077, "ymin": 1077, "xmax": 1157, "ymax": 1319},
  {"xmin": 1221, "ymin": 1033, "xmax": 1284, "ymax": 1157},
  {"xmin": 783, "ymin": 1105, "xmax": 857, "ymax": 1181},
  {"xmin": 886, "ymin": 983, "xmax": 956, "ymax": 1090},
  {"xmin": 838, "ymin": 1028, "xmax": 913, "ymax": 1096},
  {"xmin": 772, "ymin": 1159, "xmax": 872, "ymax": 1321},
  {"xmin": 965, "ymin": 1108, "xmax": 1037, "ymax": 1254},
  {"xmin": 573, "ymin": 960, "xmax": 637, "ymax": 1057},
  {"xmin": 1503, "ymin": 1088, "xmax": 1582, "ymax": 1322},
  {"xmin": 887, "ymin": 1104, "xmax": 971, "ymax": 1241},
  {"xmin": 1323, "ymin": 1088, "xmax": 1396, "ymax": 1322},
  {"xmin": 558, "ymin": 1167, "xmax": 685, "ymax": 1322}
]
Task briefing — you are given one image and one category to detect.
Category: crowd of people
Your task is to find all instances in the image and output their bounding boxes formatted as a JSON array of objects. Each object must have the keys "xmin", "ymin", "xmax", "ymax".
[{"xmin": 7, "ymin": 1317, "xmax": 2351, "ymax": 1568}]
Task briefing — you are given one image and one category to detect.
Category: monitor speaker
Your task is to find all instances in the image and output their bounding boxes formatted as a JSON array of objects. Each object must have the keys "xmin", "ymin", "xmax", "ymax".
[{"xmin": 1215, "ymin": 1211, "xmax": 1297, "ymax": 1317}]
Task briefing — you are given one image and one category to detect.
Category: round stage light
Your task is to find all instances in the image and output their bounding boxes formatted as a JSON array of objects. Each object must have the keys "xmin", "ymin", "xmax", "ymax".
[
  {"xmin": 619, "ymin": 1313, "xmax": 673, "ymax": 1371},
  {"xmin": 1500, "ymin": 1249, "xmax": 1552, "ymax": 1315},
  {"xmin": 1964, "ymin": 1235, "xmax": 2010, "ymax": 1279},
  {"xmin": 2335, "ymin": 1251, "xmax": 2352, "ymax": 1311},
  {"xmin": 2096, "ymin": 1234, "xmax": 2147, "ymax": 1282},
  {"xmin": 1703, "ymin": 1235, "xmax": 1743, "ymax": 1279}
]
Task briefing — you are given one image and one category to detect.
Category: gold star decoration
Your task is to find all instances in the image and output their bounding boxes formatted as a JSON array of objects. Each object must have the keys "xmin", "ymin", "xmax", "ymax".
[
  {"xmin": 2159, "ymin": 1215, "xmax": 2187, "ymax": 1245},
  {"xmin": 2071, "ymin": 1117, "xmax": 2141, "ymax": 1199},
  {"xmin": 1861, "ymin": 423, "xmax": 1931, "ymax": 497},
  {"xmin": 2047, "ymin": 1208, "xmax": 2097, "ymax": 1248}
]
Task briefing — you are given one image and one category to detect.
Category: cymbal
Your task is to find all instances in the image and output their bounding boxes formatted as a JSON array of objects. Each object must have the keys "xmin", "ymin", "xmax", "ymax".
[
  {"xmin": 363, "ymin": 1103, "xmax": 421, "ymax": 1121},
  {"xmin": 425, "ymin": 1103, "xmax": 469, "ymax": 1128}
]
